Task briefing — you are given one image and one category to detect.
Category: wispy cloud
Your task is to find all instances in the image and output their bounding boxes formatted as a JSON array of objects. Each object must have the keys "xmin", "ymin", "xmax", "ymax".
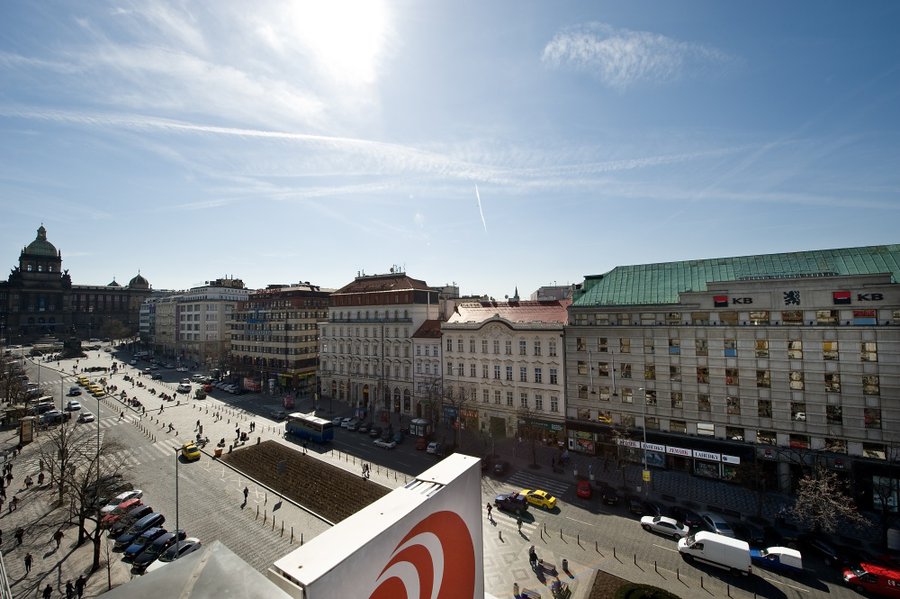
[{"xmin": 542, "ymin": 23, "xmax": 731, "ymax": 90}]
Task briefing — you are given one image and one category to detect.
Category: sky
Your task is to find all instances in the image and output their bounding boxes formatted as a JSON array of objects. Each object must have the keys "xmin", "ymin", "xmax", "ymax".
[{"xmin": 1, "ymin": 1, "xmax": 898, "ymax": 299}]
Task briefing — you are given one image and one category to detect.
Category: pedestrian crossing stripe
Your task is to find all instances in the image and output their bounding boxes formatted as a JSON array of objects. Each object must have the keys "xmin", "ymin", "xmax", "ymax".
[{"xmin": 502, "ymin": 471, "xmax": 570, "ymax": 497}]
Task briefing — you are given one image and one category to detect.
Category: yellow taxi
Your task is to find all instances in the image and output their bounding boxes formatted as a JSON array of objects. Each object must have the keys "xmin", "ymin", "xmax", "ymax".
[
  {"xmin": 520, "ymin": 488, "xmax": 558, "ymax": 510},
  {"xmin": 181, "ymin": 442, "xmax": 201, "ymax": 462},
  {"xmin": 78, "ymin": 377, "xmax": 90, "ymax": 386},
  {"xmin": 89, "ymin": 384, "xmax": 105, "ymax": 396}
]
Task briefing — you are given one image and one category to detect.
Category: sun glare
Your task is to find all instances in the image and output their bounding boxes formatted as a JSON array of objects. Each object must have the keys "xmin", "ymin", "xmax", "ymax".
[{"xmin": 286, "ymin": 0, "xmax": 389, "ymax": 86}]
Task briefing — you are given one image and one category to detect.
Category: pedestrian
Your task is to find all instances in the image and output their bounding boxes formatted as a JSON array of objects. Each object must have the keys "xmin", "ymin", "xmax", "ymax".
[
  {"xmin": 14, "ymin": 527, "xmax": 23, "ymax": 545},
  {"xmin": 243, "ymin": 486, "xmax": 249, "ymax": 503},
  {"xmin": 54, "ymin": 528, "xmax": 64, "ymax": 549},
  {"xmin": 195, "ymin": 419, "xmax": 200, "ymax": 431},
  {"xmin": 75, "ymin": 575, "xmax": 85, "ymax": 598},
  {"xmin": 5, "ymin": 473, "xmax": 11, "ymax": 486},
  {"xmin": 43, "ymin": 584, "xmax": 52, "ymax": 599},
  {"xmin": 24, "ymin": 552, "xmax": 32, "ymax": 573},
  {"xmin": 38, "ymin": 472, "xmax": 45, "ymax": 485},
  {"xmin": 517, "ymin": 516, "xmax": 522, "ymax": 533},
  {"xmin": 529, "ymin": 545, "xmax": 537, "ymax": 569},
  {"xmin": 199, "ymin": 424, "xmax": 203, "ymax": 435},
  {"xmin": 9, "ymin": 496, "xmax": 17, "ymax": 512},
  {"xmin": 486, "ymin": 502, "xmax": 492, "ymax": 520},
  {"xmin": 66, "ymin": 581, "xmax": 74, "ymax": 599}
]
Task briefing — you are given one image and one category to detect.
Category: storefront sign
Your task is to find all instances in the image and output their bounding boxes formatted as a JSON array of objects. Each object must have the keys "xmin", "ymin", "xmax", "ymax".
[
  {"xmin": 666, "ymin": 446, "xmax": 692, "ymax": 457},
  {"xmin": 574, "ymin": 430, "xmax": 593, "ymax": 440},
  {"xmin": 693, "ymin": 450, "xmax": 721, "ymax": 462},
  {"xmin": 721, "ymin": 454, "xmax": 741, "ymax": 465},
  {"xmin": 575, "ymin": 438, "xmax": 595, "ymax": 453},
  {"xmin": 642, "ymin": 442, "xmax": 666, "ymax": 453},
  {"xmin": 616, "ymin": 438, "xmax": 641, "ymax": 449}
]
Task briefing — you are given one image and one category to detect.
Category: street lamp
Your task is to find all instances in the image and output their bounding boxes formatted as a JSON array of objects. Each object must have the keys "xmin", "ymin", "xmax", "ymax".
[{"xmin": 174, "ymin": 447, "xmax": 181, "ymax": 557}]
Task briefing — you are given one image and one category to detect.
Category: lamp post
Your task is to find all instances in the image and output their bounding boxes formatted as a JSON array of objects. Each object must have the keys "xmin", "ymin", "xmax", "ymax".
[
  {"xmin": 174, "ymin": 447, "xmax": 181, "ymax": 556},
  {"xmin": 639, "ymin": 387, "xmax": 650, "ymax": 495}
]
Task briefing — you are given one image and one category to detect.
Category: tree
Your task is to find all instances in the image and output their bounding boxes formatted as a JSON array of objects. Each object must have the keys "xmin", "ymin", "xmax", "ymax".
[
  {"xmin": 516, "ymin": 406, "xmax": 544, "ymax": 468},
  {"xmin": 439, "ymin": 384, "xmax": 476, "ymax": 451},
  {"xmin": 869, "ymin": 444, "xmax": 900, "ymax": 549},
  {"xmin": 785, "ymin": 465, "xmax": 869, "ymax": 533}
]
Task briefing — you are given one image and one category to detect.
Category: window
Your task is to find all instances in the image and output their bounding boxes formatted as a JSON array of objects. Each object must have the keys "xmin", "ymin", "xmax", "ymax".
[
  {"xmin": 493, "ymin": 340, "xmax": 500, "ymax": 354},
  {"xmin": 519, "ymin": 339, "xmax": 527, "ymax": 355},
  {"xmin": 758, "ymin": 400, "xmax": 772, "ymax": 418},
  {"xmin": 447, "ymin": 362, "xmax": 454, "ymax": 376},
  {"xmin": 550, "ymin": 396, "xmax": 558, "ymax": 412},
  {"xmin": 790, "ymin": 371, "xmax": 804, "ymax": 390},
  {"xmin": 782, "ymin": 310, "xmax": 803, "ymax": 324},
  {"xmin": 597, "ymin": 337, "xmax": 608, "ymax": 352},
  {"xmin": 599, "ymin": 387, "xmax": 611, "ymax": 401},
  {"xmin": 695, "ymin": 338, "xmax": 708, "ymax": 356},
  {"xmin": 692, "ymin": 312, "xmax": 709, "ymax": 325},
  {"xmin": 863, "ymin": 375, "xmax": 880, "ymax": 395},
  {"xmin": 666, "ymin": 312, "xmax": 681, "ymax": 324},
  {"xmin": 755, "ymin": 339, "xmax": 769, "ymax": 358},
  {"xmin": 791, "ymin": 403, "xmax": 807, "ymax": 422},
  {"xmin": 822, "ymin": 341, "xmax": 839, "ymax": 360},
  {"xmin": 644, "ymin": 364, "xmax": 656, "ymax": 380},
  {"xmin": 506, "ymin": 391, "xmax": 513, "ymax": 406},
  {"xmin": 520, "ymin": 367, "xmax": 527, "ymax": 382},
  {"xmin": 620, "ymin": 363, "xmax": 632, "ymax": 379},
  {"xmin": 644, "ymin": 337, "xmax": 655, "ymax": 354},
  {"xmin": 863, "ymin": 444, "xmax": 886, "ymax": 459},
  {"xmin": 457, "ymin": 339, "xmax": 463, "ymax": 352},
  {"xmin": 493, "ymin": 365, "xmax": 500, "ymax": 379},
  {"xmin": 749, "ymin": 311, "xmax": 770, "ymax": 325},
  {"xmin": 597, "ymin": 362, "xmax": 609, "ymax": 376},
  {"xmin": 757, "ymin": 430, "xmax": 776, "ymax": 445},
  {"xmin": 865, "ymin": 408, "xmax": 881, "ymax": 429},
  {"xmin": 534, "ymin": 368, "xmax": 542, "ymax": 383},
  {"xmin": 549, "ymin": 368, "xmax": 558, "ymax": 385},
  {"xmin": 669, "ymin": 365, "xmax": 681, "ymax": 382},
  {"xmin": 482, "ymin": 365, "xmax": 488, "ymax": 379},
  {"xmin": 535, "ymin": 395, "xmax": 543, "ymax": 411},
  {"xmin": 788, "ymin": 340, "xmax": 803, "ymax": 359},
  {"xmin": 469, "ymin": 338, "xmax": 476, "ymax": 353},
  {"xmin": 789, "ymin": 434, "xmax": 810, "ymax": 449},
  {"xmin": 726, "ymin": 427, "xmax": 744, "ymax": 441},
  {"xmin": 756, "ymin": 370, "xmax": 771, "ymax": 388},
  {"xmin": 719, "ymin": 311, "xmax": 738, "ymax": 325},
  {"xmin": 596, "ymin": 410, "xmax": 611, "ymax": 423},
  {"xmin": 825, "ymin": 438, "xmax": 847, "ymax": 453},
  {"xmin": 726, "ymin": 396, "xmax": 741, "ymax": 415},
  {"xmin": 576, "ymin": 337, "xmax": 586, "ymax": 351},
  {"xmin": 520, "ymin": 393, "xmax": 528, "ymax": 408},
  {"xmin": 456, "ymin": 363, "xmax": 463, "ymax": 378},
  {"xmin": 671, "ymin": 392, "xmax": 683, "ymax": 409},
  {"xmin": 621, "ymin": 388, "xmax": 633, "ymax": 404},
  {"xmin": 825, "ymin": 373, "xmax": 841, "ymax": 393},
  {"xmin": 505, "ymin": 340, "xmax": 512, "ymax": 355},
  {"xmin": 724, "ymin": 339, "xmax": 737, "ymax": 357},
  {"xmin": 645, "ymin": 417, "xmax": 659, "ymax": 430},
  {"xmin": 622, "ymin": 415, "xmax": 635, "ymax": 428},
  {"xmin": 505, "ymin": 366, "xmax": 513, "ymax": 381},
  {"xmin": 446, "ymin": 338, "xmax": 452, "ymax": 352},
  {"xmin": 578, "ymin": 385, "xmax": 588, "ymax": 399},
  {"xmin": 577, "ymin": 361, "xmax": 587, "ymax": 375},
  {"xmin": 668, "ymin": 338, "xmax": 681, "ymax": 355},
  {"xmin": 696, "ymin": 367, "xmax": 709, "ymax": 384},
  {"xmin": 861, "ymin": 341, "xmax": 878, "ymax": 362},
  {"xmin": 534, "ymin": 341, "xmax": 541, "ymax": 356},
  {"xmin": 549, "ymin": 340, "xmax": 557, "ymax": 357},
  {"xmin": 697, "ymin": 422, "xmax": 715, "ymax": 437},
  {"xmin": 826, "ymin": 405, "xmax": 842, "ymax": 425},
  {"xmin": 619, "ymin": 338, "xmax": 630, "ymax": 353},
  {"xmin": 494, "ymin": 390, "xmax": 501, "ymax": 405},
  {"xmin": 645, "ymin": 390, "xmax": 657, "ymax": 406},
  {"xmin": 698, "ymin": 394, "xmax": 711, "ymax": 413},
  {"xmin": 671, "ymin": 420, "xmax": 688, "ymax": 434},
  {"xmin": 470, "ymin": 364, "xmax": 476, "ymax": 377},
  {"xmin": 725, "ymin": 368, "xmax": 739, "ymax": 386}
]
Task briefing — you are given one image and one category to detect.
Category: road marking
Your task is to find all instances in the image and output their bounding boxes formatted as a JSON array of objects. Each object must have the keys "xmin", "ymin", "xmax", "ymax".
[
  {"xmin": 652, "ymin": 543, "xmax": 678, "ymax": 553},
  {"xmin": 564, "ymin": 516, "xmax": 594, "ymax": 527},
  {"xmin": 763, "ymin": 576, "xmax": 810, "ymax": 593}
]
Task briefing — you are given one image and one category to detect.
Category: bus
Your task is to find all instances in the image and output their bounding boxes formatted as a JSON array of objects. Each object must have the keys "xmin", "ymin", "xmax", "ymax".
[{"xmin": 285, "ymin": 413, "xmax": 334, "ymax": 443}]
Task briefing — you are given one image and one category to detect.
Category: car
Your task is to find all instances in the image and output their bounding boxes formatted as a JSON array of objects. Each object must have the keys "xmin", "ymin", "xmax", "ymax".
[
  {"xmin": 101, "ymin": 498, "xmax": 144, "ymax": 527},
  {"xmin": 114, "ymin": 513, "xmax": 166, "ymax": 550},
  {"xmin": 357, "ymin": 422, "xmax": 370, "ymax": 434},
  {"xmin": 373, "ymin": 439, "xmax": 396, "ymax": 449},
  {"xmin": 131, "ymin": 530, "xmax": 188, "ymax": 574},
  {"xmin": 668, "ymin": 506, "xmax": 704, "ymax": 529},
  {"xmin": 151, "ymin": 373, "xmax": 162, "ymax": 380},
  {"xmin": 176, "ymin": 366, "xmax": 188, "ymax": 372},
  {"xmin": 123, "ymin": 527, "xmax": 168, "ymax": 561},
  {"xmin": 270, "ymin": 410, "xmax": 286, "ymax": 421},
  {"xmin": 108, "ymin": 505, "xmax": 154, "ymax": 537},
  {"xmin": 494, "ymin": 493, "xmax": 528, "ymax": 515},
  {"xmin": 369, "ymin": 426, "xmax": 383, "ymax": 439},
  {"xmin": 599, "ymin": 485, "xmax": 620, "ymax": 506},
  {"xmin": 380, "ymin": 429, "xmax": 393, "ymax": 442},
  {"xmin": 65, "ymin": 400, "xmax": 82, "ymax": 411},
  {"xmin": 331, "ymin": 416, "xmax": 343, "ymax": 426},
  {"xmin": 67, "ymin": 386, "xmax": 82, "ymax": 396},
  {"xmin": 626, "ymin": 495, "xmax": 655, "ymax": 516},
  {"xmin": 192, "ymin": 373, "xmax": 205, "ymax": 381},
  {"xmin": 143, "ymin": 368, "xmax": 152, "ymax": 374},
  {"xmin": 576, "ymin": 480, "xmax": 592, "ymax": 499},
  {"xmin": 792, "ymin": 532, "xmax": 853, "ymax": 567},
  {"xmin": 700, "ymin": 511, "xmax": 736, "ymax": 538},
  {"xmin": 129, "ymin": 359, "xmax": 138, "ymax": 365},
  {"xmin": 415, "ymin": 437, "xmax": 427, "ymax": 450},
  {"xmin": 77, "ymin": 411, "xmax": 96, "ymax": 423},
  {"xmin": 492, "ymin": 460, "xmax": 510, "ymax": 476},
  {"xmin": 731, "ymin": 521, "xmax": 767, "ymax": 547},
  {"xmin": 143, "ymin": 538, "xmax": 202, "ymax": 574},
  {"xmin": 641, "ymin": 515, "xmax": 691, "ymax": 540},
  {"xmin": 176, "ymin": 383, "xmax": 191, "ymax": 393},
  {"xmin": 100, "ymin": 490, "xmax": 144, "ymax": 515},
  {"xmin": 426, "ymin": 441, "xmax": 442, "ymax": 455},
  {"xmin": 340, "ymin": 417, "xmax": 353, "ymax": 428},
  {"xmin": 163, "ymin": 363, "xmax": 175, "ymax": 369},
  {"xmin": 346, "ymin": 419, "xmax": 360, "ymax": 431},
  {"xmin": 41, "ymin": 410, "xmax": 67, "ymax": 424},
  {"xmin": 521, "ymin": 489, "xmax": 558, "ymax": 510},
  {"xmin": 181, "ymin": 442, "xmax": 201, "ymax": 462}
]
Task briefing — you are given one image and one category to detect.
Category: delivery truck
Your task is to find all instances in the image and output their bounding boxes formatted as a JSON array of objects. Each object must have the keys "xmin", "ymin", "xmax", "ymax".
[{"xmin": 678, "ymin": 531, "xmax": 752, "ymax": 575}]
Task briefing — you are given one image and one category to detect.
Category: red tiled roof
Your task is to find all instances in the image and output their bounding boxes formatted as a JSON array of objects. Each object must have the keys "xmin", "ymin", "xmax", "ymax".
[
  {"xmin": 412, "ymin": 319, "xmax": 442, "ymax": 339},
  {"xmin": 447, "ymin": 300, "xmax": 570, "ymax": 325},
  {"xmin": 334, "ymin": 273, "xmax": 430, "ymax": 295}
]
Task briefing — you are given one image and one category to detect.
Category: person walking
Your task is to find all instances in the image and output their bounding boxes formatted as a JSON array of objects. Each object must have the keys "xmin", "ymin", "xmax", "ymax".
[
  {"xmin": 486, "ymin": 503, "xmax": 492, "ymax": 520},
  {"xmin": 75, "ymin": 575, "xmax": 86, "ymax": 598},
  {"xmin": 15, "ymin": 527, "xmax": 24, "ymax": 545},
  {"xmin": 42, "ymin": 584, "xmax": 52, "ymax": 599},
  {"xmin": 53, "ymin": 528, "xmax": 64, "ymax": 549},
  {"xmin": 529, "ymin": 545, "xmax": 537, "ymax": 569},
  {"xmin": 243, "ymin": 487, "xmax": 249, "ymax": 503},
  {"xmin": 24, "ymin": 552, "xmax": 32, "ymax": 573},
  {"xmin": 516, "ymin": 515, "xmax": 523, "ymax": 533},
  {"xmin": 65, "ymin": 580, "xmax": 74, "ymax": 599}
]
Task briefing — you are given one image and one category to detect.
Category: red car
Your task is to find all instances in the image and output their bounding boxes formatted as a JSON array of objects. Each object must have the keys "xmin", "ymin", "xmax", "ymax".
[
  {"xmin": 101, "ymin": 498, "xmax": 143, "ymax": 528},
  {"xmin": 576, "ymin": 480, "xmax": 592, "ymax": 499}
]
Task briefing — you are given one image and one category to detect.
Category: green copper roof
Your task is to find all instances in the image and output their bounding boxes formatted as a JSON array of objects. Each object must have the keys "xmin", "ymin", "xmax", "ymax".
[{"xmin": 573, "ymin": 245, "xmax": 900, "ymax": 307}]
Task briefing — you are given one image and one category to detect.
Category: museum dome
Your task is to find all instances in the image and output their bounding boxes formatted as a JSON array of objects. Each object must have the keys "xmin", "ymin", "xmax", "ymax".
[
  {"xmin": 23, "ymin": 225, "xmax": 59, "ymax": 258},
  {"xmin": 128, "ymin": 272, "xmax": 150, "ymax": 289}
]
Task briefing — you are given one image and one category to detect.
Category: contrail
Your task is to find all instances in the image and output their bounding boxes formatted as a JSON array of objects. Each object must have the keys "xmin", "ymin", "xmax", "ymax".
[{"xmin": 474, "ymin": 184, "xmax": 487, "ymax": 232}]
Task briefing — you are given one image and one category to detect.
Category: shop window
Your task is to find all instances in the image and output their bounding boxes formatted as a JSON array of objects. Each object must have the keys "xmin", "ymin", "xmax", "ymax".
[
  {"xmin": 863, "ymin": 375, "xmax": 880, "ymax": 395},
  {"xmin": 698, "ymin": 394, "xmax": 710, "ymax": 413},
  {"xmin": 755, "ymin": 339, "xmax": 769, "ymax": 358},
  {"xmin": 645, "ymin": 416, "xmax": 660, "ymax": 430},
  {"xmin": 621, "ymin": 388, "xmax": 633, "ymax": 403},
  {"xmin": 620, "ymin": 363, "xmax": 632, "ymax": 379},
  {"xmin": 619, "ymin": 338, "xmax": 631, "ymax": 354},
  {"xmin": 824, "ymin": 438, "xmax": 847, "ymax": 453},
  {"xmin": 861, "ymin": 341, "xmax": 877, "ymax": 362},
  {"xmin": 726, "ymin": 427, "xmax": 744, "ymax": 441},
  {"xmin": 644, "ymin": 338, "xmax": 654, "ymax": 354},
  {"xmin": 749, "ymin": 311, "xmax": 770, "ymax": 325},
  {"xmin": 788, "ymin": 340, "xmax": 803, "ymax": 359},
  {"xmin": 826, "ymin": 405, "xmax": 843, "ymax": 425},
  {"xmin": 825, "ymin": 373, "xmax": 841, "ymax": 393},
  {"xmin": 789, "ymin": 371, "xmax": 804, "ymax": 390},
  {"xmin": 757, "ymin": 430, "xmax": 776, "ymax": 445},
  {"xmin": 863, "ymin": 444, "xmax": 886, "ymax": 460},
  {"xmin": 789, "ymin": 434, "xmax": 810, "ymax": 449},
  {"xmin": 692, "ymin": 312, "xmax": 709, "ymax": 325},
  {"xmin": 697, "ymin": 422, "xmax": 715, "ymax": 437},
  {"xmin": 726, "ymin": 396, "xmax": 741, "ymax": 415},
  {"xmin": 822, "ymin": 341, "xmax": 839, "ymax": 360},
  {"xmin": 671, "ymin": 392, "xmax": 683, "ymax": 409},
  {"xmin": 756, "ymin": 370, "xmax": 770, "ymax": 388},
  {"xmin": 695, "ymin": 338, "xmax": 708, "ymax": 356},
  {"xmin": 597, "ymin": 337, "xmax": 608, "ymax": 352},
  {"xmin": 864, "ymin": 407, "xmax": 882, "ymax": 429},
  {"xmin": 671, "ymin": 420, "xmax": 687, "ymax": 434},
  {"xmin": 668, "ymin": 338, "xmax": 681, "ymax": 355},
  {"xmin": 644, "ymin": 364, "xmax": 656, "ymax": 380},
  {"xmin": 724, "ymin": 339, "xmax": 737, "ymax": 357},
  {"xmin": 782, "ymin": 310, "xmax": 803, "ymax": 324},
  {"xmin": 816, "ymin": 310, "xmax": 838, "ymax": 325},
  {"xmin": 725, "ymin": 368, "xmax": 739, "ymax": 386},
  {"xmin": 696, "ymin": 367, "xmax": 709, "ymax": 384},
  {"xmin": 758, "ymin": 400, "xmax": 772, "ymax": 418},
  {"xmin": 645, "ymin": 390, "xmax": 657, "ymax": 406},
  {"xmin": 791, "ymin": 403, "xmax": 807, "ymax": 422}
]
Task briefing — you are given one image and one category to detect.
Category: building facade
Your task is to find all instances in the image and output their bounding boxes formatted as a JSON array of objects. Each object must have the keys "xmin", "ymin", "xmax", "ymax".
[
  {"xmin": 565, "ymin": 245, "xmax": 900, "ymax": 508},
  {"xmin": 0, "ymin": 225, "xmax": 151, "ymax": 343},
  {"xmin": 318, "ymin": 272, "xmax": 441, "ymax": 425},
  {"xmin": 441, "ymin": 300, "xmax": 569, "ymax": 443},
  {"xmin": 230, "ymin": 283, "xmax": 330, "ymax": 397},
  {"xmin": 411, "ymin": 319, "xmax": 443, "ymax": 422}
]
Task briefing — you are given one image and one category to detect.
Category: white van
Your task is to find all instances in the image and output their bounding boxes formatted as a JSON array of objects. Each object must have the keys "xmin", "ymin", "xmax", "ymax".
[{"xmin": 678, "ymin": 531, "xmax": 751, "ymax": 575}]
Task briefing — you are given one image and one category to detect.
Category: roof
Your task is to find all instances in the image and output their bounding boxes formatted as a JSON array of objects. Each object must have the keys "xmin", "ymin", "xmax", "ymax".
[
  {"xmin": 129, "ymin": 272, "xmax": 150, "ymax": 289},
  {"xmin": 574, "ymin": 244, "xmax": 900, "ymax": 307},
  {"xmin": 412, "ymin": 319, "xmax": 442, "ymax": 339},
  {"xmin": 333, "ymin": 272, "xmax": 431, "ymax": 295},
  {"xmin": 22, "ymin": 225, "xmax": 58, "ymax": 258},
  {"xmin": 446, "ymin": 300, "xmax": 571, "ymax": 325}
]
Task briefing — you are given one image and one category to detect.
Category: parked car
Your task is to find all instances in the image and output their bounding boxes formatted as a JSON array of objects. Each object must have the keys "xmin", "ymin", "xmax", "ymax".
[
  {"xmin": 65, "ymin": 400, "xmax": 82, "ymax": 411},
  {"xmin": 599, "ymin": 485, "xmax": 620, "ymax": 506},
  {"xmin": 340, "ymin": 417, "xmax": 353, "ymax": 429},
  {"xmin": 331, "ymin": 417, "xmax": 343, "ymax": 426},
  {"xmin": 426, "ymin": 441, "xmax": 442, "ymax": 455},
  {"xmin": 77, "ymin": 411, "xmax": 95, "ymax": 423},
  {"xmin": 668, "ymin": 506, "xmax": 704, "ymax": 529},
  {"xmin": 626, "ymin": 496, "xmax": 661, "ymax": 517},
  {"xmin": 373, "ymin": 439, "xmax": 396, "ymax": 449},
  {"xmin": 494, "ymin": 493, "xmax": 528, "ymax": 515},
  {"xmin": 792, "ymin": 532, "xmax": 853, "ymax": 567},
  {"xmin": 369, "ymin": 426, "xmax": 382, "ymax": 439},
  {"xmin": 108, "ymin": 505, "xmax": 154, "ymax": 537},
  {"xmin": 131, "ymin": 530, "xmax": 187, "ymax": 574},
  {"xmin": 492, "ymin": 460, "xmax": 510, "ymax": 476},
  {"xmin": 730, "ymin": 521, "xmax": 767, "ymax": 547},
  {"xmin": 100, "ymin": 490, "xmax": 144, "ymax": 515},
  {"xmin": 357, "ymin": 422, "xmax": 370, "ymax": 434},
  {"xmin": 41, "ymin": 410, "xmax": 67, "ymax": 424},
  {"xmin": 143, "ymin": 538, "xmax": 202, "ymax": 574},
  {"xmin": 641, "ymin": 515, "xmax": 690, "ymax": 540},
  {"xmin": 346, "ymin": 419, "xmax": 360, "ymax": 431},
  {"xmin": 151, "ymin": 373, "xmax": 162, "ymax": 380},
  {"xmin": 101, "ymin": 498, "xmax": 144, "ymax": 528},
  {"xmin": 576, "ymin": 480, "xmax": 592, "ymax": 499},
  {"xmin": 114, "ymin": 513, "xmax": 166, "ymax": 550},
  {"xmin": 520, "ymin": 489, "xmax": 557, "ymax": 510},
  {"xmin": 700, "ymin": 511, "xmax": 736, "ymax": 538},
  {"xmin": 123, "ymin": 527, "xmax": 168, "ymax": 561}
]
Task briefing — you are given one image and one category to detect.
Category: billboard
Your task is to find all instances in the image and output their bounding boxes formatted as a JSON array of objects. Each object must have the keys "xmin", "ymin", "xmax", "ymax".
[{"xmin": 268, "ymin": 453, "xmax": 483, "ymax": 599}]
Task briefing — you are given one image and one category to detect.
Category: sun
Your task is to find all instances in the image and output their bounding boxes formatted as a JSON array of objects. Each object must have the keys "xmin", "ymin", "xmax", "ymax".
[{"xmin": 285, "ymin": 0, "xmax": 389, "ymax": 86}]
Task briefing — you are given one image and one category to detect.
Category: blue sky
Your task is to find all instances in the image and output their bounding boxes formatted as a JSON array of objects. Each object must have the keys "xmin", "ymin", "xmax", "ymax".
[{"xmin": 1, "ymin": 1, "xmax": 898, "ymax": 298}]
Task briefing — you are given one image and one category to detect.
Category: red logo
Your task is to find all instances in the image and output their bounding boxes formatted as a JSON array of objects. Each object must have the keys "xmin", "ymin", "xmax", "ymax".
[{"xmin": 368, "ymin": 510, "xmax": 475, "ymax": 599}]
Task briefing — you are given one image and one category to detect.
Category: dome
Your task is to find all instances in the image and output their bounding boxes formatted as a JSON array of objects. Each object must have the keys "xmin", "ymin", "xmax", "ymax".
[
  {"xmin": 24, "ymin": 225, "xmax": 59, "ymax": 258},
  {"xmin": 107, "ymin": 279, "xmax": 120, "ymax": 287},
  {"xmin": 128, "ymin": 272, "xmax": 150, "ymax": 289}
]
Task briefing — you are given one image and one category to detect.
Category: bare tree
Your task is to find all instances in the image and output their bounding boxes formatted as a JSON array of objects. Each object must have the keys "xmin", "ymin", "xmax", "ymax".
[
  {"xmin": 785, "ymin": 465, "xmax": 869, "ymax": 534},
  {"xmin": 516, "ymin": 406, "xmax": 544, "ymax": 468},
  {"xmin": 439, "ymin": 384, "xmax": 476, "ymax": 451}
]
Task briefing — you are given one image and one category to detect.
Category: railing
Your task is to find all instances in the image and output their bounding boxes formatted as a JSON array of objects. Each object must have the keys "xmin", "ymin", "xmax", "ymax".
[{"xmin": 0, "ymin": 552, "xmax": 13, "ymax": 599}]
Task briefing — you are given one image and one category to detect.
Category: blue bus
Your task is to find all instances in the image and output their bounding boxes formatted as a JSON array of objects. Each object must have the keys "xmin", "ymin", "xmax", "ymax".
[{"xmin": 285, "ymin": 413, "xmax": 334, "ymax": 443}]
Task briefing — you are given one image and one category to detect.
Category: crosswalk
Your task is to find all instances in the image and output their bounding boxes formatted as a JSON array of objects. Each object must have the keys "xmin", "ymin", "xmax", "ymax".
[
  {"xmin": 500, "ymin": 470, "xmax": 571, "ymax": 498},
  {"xmin": 98, "ymin": 440, "xmax": 181, "ymax": 473}
]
